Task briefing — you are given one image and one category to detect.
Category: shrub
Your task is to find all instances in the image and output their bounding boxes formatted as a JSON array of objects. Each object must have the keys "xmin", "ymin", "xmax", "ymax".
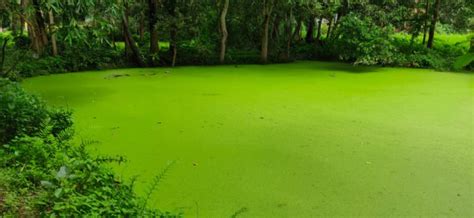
[
  {"xmin": 332, "ymin": 13, "xmax": 395, "ymax": 65},
  {"xmin": 453, "ymin": 53, "xmax": 474, "ymax": 71},
  {"xmin": 0, "ymin": 79, "xmax": 50, "ymax": 144},
  {"xmin": 0, "ymin": 79, "xmax": 179, "ymax": 217}
]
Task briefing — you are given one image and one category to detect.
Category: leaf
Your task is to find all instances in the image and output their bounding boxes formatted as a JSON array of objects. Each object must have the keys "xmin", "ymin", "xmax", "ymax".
[
  {"xmin": 41, "ymin": 180, "xmax": 54, "ymax": 188},
  {"xmin": 453, "ymin": 53, "xmax": 474, "ymax": 70},
  {"xmin": 56, "ymin": 166, "xmax": 68, "ymax": 179},
  {"xmin": 54, "ymin": 188, "xmax": 63, "ymax": 198}
]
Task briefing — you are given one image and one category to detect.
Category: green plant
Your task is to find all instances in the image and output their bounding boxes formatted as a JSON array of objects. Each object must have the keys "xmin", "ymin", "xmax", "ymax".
[
  {"xmin": 333, "ymin": 13, "xmax": 395, "ymax": 65},
  {"xmin": 0, "ymin": 79, "xmax": 49, "ymax": 144},
  {"xmin": 453, "ymin": 53, "xmax": 474, "ymax": 71},
  {"xmin": 0, "ymin": 79, "xmax": 180, "ymax": 217}
]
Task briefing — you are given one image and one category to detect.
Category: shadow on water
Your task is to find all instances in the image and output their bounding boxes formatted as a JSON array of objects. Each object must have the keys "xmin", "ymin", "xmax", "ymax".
[
  {"xmin": 312, "ymin": 61, "xmax": 381, "ymax": 73},
  {"xmin": 28, "ymin": 86, "xmax": 115, "ymax": 107}
]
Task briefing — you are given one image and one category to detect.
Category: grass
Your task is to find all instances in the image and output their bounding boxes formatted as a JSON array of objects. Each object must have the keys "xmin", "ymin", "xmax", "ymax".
[
  {"xmin": 22, "ymin": 61, "xmax": 473, "ymax": 217},
  {"xmin": 393, "ymin": 32, "xmax": 472, "ymax": 50}
]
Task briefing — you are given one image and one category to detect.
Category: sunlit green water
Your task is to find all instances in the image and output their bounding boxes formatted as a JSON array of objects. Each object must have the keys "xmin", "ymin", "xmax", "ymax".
[{"xmin": 23, "ymin": 61, "xmax": 473, "ymax": 217}]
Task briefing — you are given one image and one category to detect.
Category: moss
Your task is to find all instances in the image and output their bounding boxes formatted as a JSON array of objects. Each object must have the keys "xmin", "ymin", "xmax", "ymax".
[{"xmin": 23, "ymin": 61, "xmax": 474, "ymax": 217}]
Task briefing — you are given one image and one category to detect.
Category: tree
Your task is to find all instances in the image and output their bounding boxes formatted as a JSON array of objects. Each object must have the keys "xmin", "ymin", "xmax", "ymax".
[
  {"xmin": 218, "ymin": 0, "xmax": 230, "ymax": 63},
  {"xmin": 427, "ymin": 0, "xmax": 441, "ymax": 48},
  {"xmin": 305, "ymin": 15, "xmax": 315, "ymax": 43},
  {"xmin": 31, "ymin": 0, "xmax": 49, "ymax": 55},
  {"xmin": 422, "ymin": 0, "xmax": 430, "ymax": 45},
  {"xmin": 261, "ymin": 0, "xmax": 275, "ymax": 63},
  {"xmin": 122, "ymin": 1, "xmax": 145, "ymax": 67},
  {"xmin": 148, "ymin": 0, "xmax": 160, "ymax": 64}
]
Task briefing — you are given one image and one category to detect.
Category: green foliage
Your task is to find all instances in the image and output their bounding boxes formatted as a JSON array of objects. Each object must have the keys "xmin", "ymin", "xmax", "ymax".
[
  {"xmin": 1, "ymin": 0, "xmax": 472, "ymax": 75},
  {"xmin": 0, "ymin": 80, "xmax": 50, "ymax": 144},
  {"xmin": 13, "ymin": 45, "xmax": 123, "ymax": 77},
  {"xmin": 16, "ymin": 56, "xmax": 67, "ymax": 77},
  {"xmin": 333, "ymin": 13, "xmax": 395, "ymax": 65},
  {"xmin": 453, "ymin": 53, "xmax": 474, "ymax": 71},
  {"xmin": 0, "ymin": 78, "xmax": 180, "ymax": 217}
]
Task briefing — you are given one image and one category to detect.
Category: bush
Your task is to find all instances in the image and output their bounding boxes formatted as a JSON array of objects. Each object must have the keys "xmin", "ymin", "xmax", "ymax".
[
  {"xmin": 16, "ymin": 56, "xmax": 68, "ymax": 77},
  {"xmin": 390, "ymin": 36, "xmax": 468, "ymax": 70},
  {"xmin": 12, "ymin": 44, "xmax": 123, "ymax": 78},
  {"xmin": 453, "ymin": 53, "xmax": 474, "ymax": 71},
  {"xmin": 0, "ymin": 80, "xmax": 50, "ymax": 144},
  {"xmin": 0, "ymin": 78, "xmax": 179, "ymax": 217},
  {"xmin": 332, "ymin": 13, "xmax": 395, "ymax": 65}
]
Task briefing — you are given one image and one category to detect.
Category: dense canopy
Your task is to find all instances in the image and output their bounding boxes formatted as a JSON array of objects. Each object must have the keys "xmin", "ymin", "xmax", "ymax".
[{"xmin": 0, "ymin": 0, "xmax": 472, "ymax": 78}]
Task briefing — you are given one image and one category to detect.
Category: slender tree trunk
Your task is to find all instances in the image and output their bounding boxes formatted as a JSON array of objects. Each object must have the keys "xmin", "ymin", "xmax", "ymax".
[
  {"xmin": 260, "ymin": 0, "xmax": 273, "ymax": 64},
  {"xmin": 261, "ymin": 13, "xmax": 271, "ymax": 63},
  {"xmin": 123, "ymin": 31, "xmax": 131, "ymax": 56},
  {"xmin": 122, "ymin": 8, "xmax": 145, "ymax": 67},
  {"xmin": 11, "ymin": 14, "xmax": 18, "ymax": 35},
  {"xmin": 285, "ymin": 11, "xmax": 293, "ymax": 60},
  {"xmin": 219, "ymin": 0, "xmax": 229, "ymax": 63},
  {"xmin": 0, "ymin": 39, "xmax": 8, "ymax": 75},
  {"xmin": 427, "ymin": 0, "xmax": 440, "ymax": 48},
  {"xmin": 292, "ymin": 19, "xmax": 302, "ymax": 42},
  {"xmin": 271, "ymin": 16, "xmax": 281, "ymax": 41},
  {"xmin": 167, "ymin": 0, "xmax": 178, "ymax": 67},
  {"xmin": 326, "ymin": 16, "xmax": 333, "ymax": 39},
  {"xmin": 48, "ymin": 11, "xmax": 58, "ymax": 56},
  {"xmin": 139, "ymin": 0, "xmax": 145, "ymax": 41},
  {"xmin": 31, "ymin": 0, "xmax": 48, "ymax": 54},
  {"xmin": 315, "ymin": 17, "xmax": 323, "ymax": 42},
  {"xmin": 422, "ymin": 0, "xmax": 430, "ymax": 45},
  {"xmin": 27, "ymin": 24, "xmax": 39, "ymax": 54},
  {"xmin": 305, "ymin": 16, "xmax": 315, "ymax": 43},
  {"xmin": 170, "ymin": 26, "xmax": 177, "ymax": 67},
  {"xmin": 148, "ymin": 0, "xmax": 159, "ymax": 57}
]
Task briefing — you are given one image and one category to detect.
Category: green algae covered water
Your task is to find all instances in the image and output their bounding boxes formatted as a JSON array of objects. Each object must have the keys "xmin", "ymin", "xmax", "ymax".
[{"xmin": 23, "ymin": 61, "xmax": 473, "ymax": 217}]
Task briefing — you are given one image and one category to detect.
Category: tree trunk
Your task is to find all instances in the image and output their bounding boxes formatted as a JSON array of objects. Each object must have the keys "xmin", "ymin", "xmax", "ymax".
[
  {"xmin": 326, "ymin": 16, "xmax": 333, "ymax": 39},
  {"xmin": 122, "ymin": 12, "xmax": 145, "ymax": 67},
  {"xmin": 31, "ymin": 0, "xmax": 48, "ymax": 54},
  {"xmin": 261, "ymin": 14, "xmax": 271, "ymax": 63},
  {"xmin": 148, "ymin": 0, "xmax": 159, "ymax": 57},
  {"xmin": 219, "ymin": 0, "xmax": 229, "ymax": 63},
  {"xmin": 11, "ymin": 14, "xmax": 18, "ymax": 35},
  {"xmin": 27, "ymin": 24, "xmax": 39, "ymax": 54},
  {"xmin": 260, "ymin": 0, "xmax": 273, "ymax": 64},
  {"xmin": 167, "ymin": 0, "xmax": 178, "ymax": 67},
  {"xmin": 271, "ymin": 16, "xmax": 281, "ymax": 41},
  {"xmin": 315, "ymin": 17, "xmax": 323, "ymax": 42},
  {"xmin": 48, "ymin": 11, "xmax": 58, "ymax": 56},
  {"xmin": 0, "ymin": 39, "xmax": 8, "ymax": 75},
  {"xmin": 170, "ymin": 27, "xmax": 177, "ymax": 67},
  {"xmin": 285, "ymin": 12, "xmax": 293, "ymax": 60},
  {"xmin": 422, "ymin": 0, "xmax": 430, "ymax": 45},
  {"xmin": 427, "ymin": 0, "xmax": 440, "ymax": 49},
  {"xmin": 305, "ymin": 16, "xmax": 315, "ymax": 43},
  {"xmin": 292, "ymin": 19, "xmax": 302, "ymax": 42}
]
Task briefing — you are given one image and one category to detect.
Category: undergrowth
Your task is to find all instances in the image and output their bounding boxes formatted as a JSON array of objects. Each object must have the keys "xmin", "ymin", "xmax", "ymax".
[{"xmin": 0, "ymin": 78, "xmax": 180, "ymax": 217}]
